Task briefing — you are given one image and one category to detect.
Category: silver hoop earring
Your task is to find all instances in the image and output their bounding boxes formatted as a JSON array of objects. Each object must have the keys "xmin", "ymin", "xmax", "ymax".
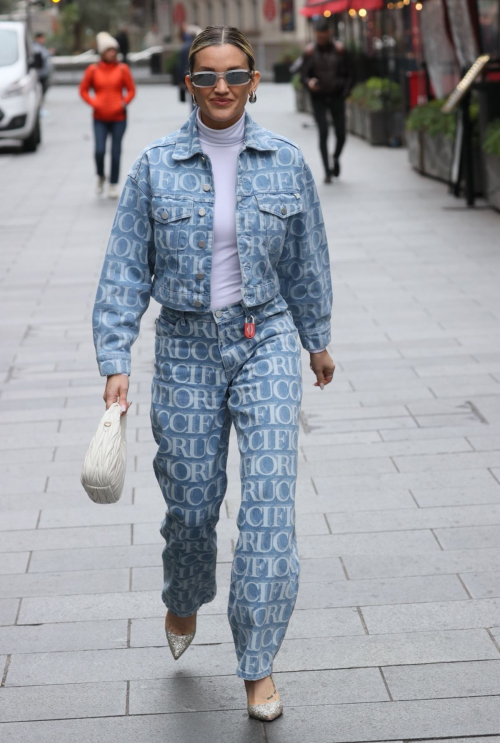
[
  {"xmin": 192, "ymin": 95, "xmax": 197, "ymax": 106},
  {"xmin": 249, "ymin": 90, "xmax": 257, "ymax": 104}
]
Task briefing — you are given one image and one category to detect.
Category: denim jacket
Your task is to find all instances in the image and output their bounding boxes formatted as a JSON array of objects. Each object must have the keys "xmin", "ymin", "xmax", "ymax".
[{"xmin": 93, "ymin": 109, "xmax": 332, "ymax": 376}]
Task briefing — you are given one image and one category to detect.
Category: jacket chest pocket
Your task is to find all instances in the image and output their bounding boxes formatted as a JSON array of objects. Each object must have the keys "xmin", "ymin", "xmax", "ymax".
[
  {"xmin": 152, "ymin": 199, "xmax": 194, "ymax": 252},
  {"xmin": 255, "ymin": 192, "xmax": 303, "ymax": 257}
]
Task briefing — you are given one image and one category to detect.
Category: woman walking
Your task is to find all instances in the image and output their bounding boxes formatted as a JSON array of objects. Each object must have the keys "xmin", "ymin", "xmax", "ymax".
[
  {"xmin": 92, "ymin": 26, "xmax": 334, "ymax": 720},
  {"xmin": 80, "ymin": 32, "xmax": 135, "ymax": 198}
]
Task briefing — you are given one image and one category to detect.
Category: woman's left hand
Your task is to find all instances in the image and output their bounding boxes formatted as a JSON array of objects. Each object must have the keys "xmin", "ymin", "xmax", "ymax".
[{"xmin": 309, "ymin": 350, "xmax": 335, "ymax": 390}]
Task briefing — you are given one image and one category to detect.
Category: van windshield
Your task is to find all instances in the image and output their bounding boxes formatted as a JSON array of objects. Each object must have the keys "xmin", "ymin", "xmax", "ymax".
[{"xmin": 0, "ymin": 30, "xmax": 19, "ymax": 67}]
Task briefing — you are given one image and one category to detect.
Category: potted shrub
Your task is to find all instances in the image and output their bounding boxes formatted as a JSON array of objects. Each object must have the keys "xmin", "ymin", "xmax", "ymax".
[
  {"xmin": 292, "ymin": 73, "xmax": 308, "ymax": 113},
  {"xmin": 273, "ymin": 46, "xmax": 301, "ymax": 84},
  {"xmin": 406, "ymin": 99, "xmax": 482, "ymax": 191},
  {"xmin": 347, "ymin": 77, "xmax": 403, "ymax": 146},
  {"xmin": 482, "ymin": 119, "xmax": 500, "ymax": 211}
]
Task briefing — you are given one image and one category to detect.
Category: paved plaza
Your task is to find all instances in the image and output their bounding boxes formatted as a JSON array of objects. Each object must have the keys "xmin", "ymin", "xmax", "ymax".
[{"xmin": 1, "ymin": 83, "xmax": 500, "ymax": 742}]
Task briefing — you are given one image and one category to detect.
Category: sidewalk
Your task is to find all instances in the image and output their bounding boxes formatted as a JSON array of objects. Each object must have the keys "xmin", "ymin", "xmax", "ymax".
[{"xmin": 1, "ymin": 83, "xmax": 500, "ymax": 743}]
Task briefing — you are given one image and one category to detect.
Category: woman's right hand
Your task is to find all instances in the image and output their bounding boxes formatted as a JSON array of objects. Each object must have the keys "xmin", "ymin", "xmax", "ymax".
[{"xmin": 103, "ymin": 373, "xmax": 131, "ymax": 414}]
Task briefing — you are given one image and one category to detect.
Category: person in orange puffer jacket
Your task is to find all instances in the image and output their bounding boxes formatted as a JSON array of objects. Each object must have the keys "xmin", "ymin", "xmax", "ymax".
[{"xmin": 80, "ymin": 32, "xmax": 136, "ymax": 198}]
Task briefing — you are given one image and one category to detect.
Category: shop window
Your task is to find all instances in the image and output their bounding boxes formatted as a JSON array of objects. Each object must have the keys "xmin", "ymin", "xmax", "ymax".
[{"xmin": 478, "ymin": 0, "xmax": 500, "ymax": 56}]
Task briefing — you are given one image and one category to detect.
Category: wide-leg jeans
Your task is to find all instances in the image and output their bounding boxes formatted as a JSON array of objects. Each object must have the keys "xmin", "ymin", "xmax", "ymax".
[{"xmin": 150, "ymin": 295, "xmax": 302, "ymax": 680}]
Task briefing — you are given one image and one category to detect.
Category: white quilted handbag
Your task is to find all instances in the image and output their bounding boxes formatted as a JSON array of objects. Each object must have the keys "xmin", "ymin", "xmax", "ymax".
[{"xmin": 81, "ymin": 402, "xmax": 127, "ymax": 504}]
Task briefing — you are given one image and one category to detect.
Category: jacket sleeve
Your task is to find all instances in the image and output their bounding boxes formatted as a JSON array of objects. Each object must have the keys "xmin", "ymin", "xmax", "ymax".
[
  {"xmin": 92, "ymin": 155, "xmax": 155, "ymax": 376},
  {"xmin": 276, "ymin": 157, "xmax": 332, "ymax": 352},
  {"xmin": 79, "ymin": 65, "xmax": 95, "ymax": 107},
  {"xmin": 122, "ymin": 64, "xmax": 136, "ymax": 106}
]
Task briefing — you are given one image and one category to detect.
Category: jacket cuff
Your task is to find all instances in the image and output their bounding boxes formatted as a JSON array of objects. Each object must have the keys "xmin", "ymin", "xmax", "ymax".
[
  {"xmin": 97, "ymin": 357, "xmax": 131, "ymax": 377},
  {"xmin": 299, "ymin": 328, "xmax": 331, "ymax": 353}
]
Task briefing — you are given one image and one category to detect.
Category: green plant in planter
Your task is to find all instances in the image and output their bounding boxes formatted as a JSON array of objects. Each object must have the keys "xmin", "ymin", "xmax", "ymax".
[
  {"xmin": 349, "ymin": 77, "xmax": 402, "ymax": 111},
  {"xmin": 164, "ymin": 50, "xmax": 179, "ymax": 76},
  {"xmin": 483, "ymin": 119, "xmax": 500, "ymax": 155},
  {"xmin": 406, "ymin": 99, "xmax": 480, "ymax": 141},
  {"xmin": 277, "ymin": 45, "xmax": 303, "ymax": 64}
]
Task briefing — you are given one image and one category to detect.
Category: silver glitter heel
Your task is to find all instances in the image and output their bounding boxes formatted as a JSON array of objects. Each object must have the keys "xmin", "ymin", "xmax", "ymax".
[
  {"xmin": 165, "ymin": 616, "xmax": 196, "ymax": 660},
  {"xmin": 247, "ymin": 675, "xmax": 283, "ymax": 721}
]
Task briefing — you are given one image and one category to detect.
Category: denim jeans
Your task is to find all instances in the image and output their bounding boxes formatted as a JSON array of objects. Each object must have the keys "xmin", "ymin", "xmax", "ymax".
[
  {"xmin": 93, "ymin": 119, "xmax": 127, "ymax": 184},
  {"xmin": 150, "ymin": 294, "xmax": 302, "ymax": 680}
]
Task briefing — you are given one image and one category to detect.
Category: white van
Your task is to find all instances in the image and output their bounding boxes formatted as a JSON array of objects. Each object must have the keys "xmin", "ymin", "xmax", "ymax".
[{"xmin": 0, "ymin": 21, "xmax": 43, "ymax": 152}]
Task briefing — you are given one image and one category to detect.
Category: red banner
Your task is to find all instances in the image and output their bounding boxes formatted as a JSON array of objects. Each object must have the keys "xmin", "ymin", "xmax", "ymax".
[
  {"xmin": 173, "ymin": 2, "xmax": 186, "ymax": 23},
  {"xmin": 264, "ymin": 0, "xmax": 277, "ymax": 21}
]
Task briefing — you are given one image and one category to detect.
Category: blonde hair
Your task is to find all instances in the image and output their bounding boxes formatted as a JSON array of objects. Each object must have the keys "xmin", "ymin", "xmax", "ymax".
[{"xmin": 188, "ymin": 26, "xmax": 256, "ymax": 74}]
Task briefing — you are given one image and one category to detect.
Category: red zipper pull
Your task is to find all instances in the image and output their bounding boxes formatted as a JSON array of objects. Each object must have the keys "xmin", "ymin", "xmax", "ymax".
[{"xmin": 244, "ymin": 315, "xmax": 255, "ymax": 339}]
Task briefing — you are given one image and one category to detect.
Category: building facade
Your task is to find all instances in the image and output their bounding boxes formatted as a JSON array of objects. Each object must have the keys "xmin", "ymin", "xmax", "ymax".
[{"xmin": 156, "ymin": 0, "xmax": 311, "ymax": 74}]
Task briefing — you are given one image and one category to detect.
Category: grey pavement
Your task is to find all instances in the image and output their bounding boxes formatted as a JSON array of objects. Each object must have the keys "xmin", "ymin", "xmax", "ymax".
[{"xmin": 1, "ymin": 83, "xmax": 500, "ymax": 741}]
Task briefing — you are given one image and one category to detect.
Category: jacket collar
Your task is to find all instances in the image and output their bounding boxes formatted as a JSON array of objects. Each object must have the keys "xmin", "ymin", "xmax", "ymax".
[{"xmin": 172, "ymin": 109, "xmax": 278, "ymax": 161}]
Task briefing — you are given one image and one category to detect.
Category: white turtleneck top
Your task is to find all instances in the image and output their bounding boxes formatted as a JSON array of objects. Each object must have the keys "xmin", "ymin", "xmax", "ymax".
[{"xmin": 197, "ymin": 109, "xmax": 244, "ymax": 310}]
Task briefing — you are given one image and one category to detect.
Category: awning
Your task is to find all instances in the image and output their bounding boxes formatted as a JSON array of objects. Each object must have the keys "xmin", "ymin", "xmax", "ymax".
[
  {"xmin": 300, "ymin": 0, "xmax": 383, "ymax": 14},
  {"xmin": 300, "ymin": 0, "xmax": 329, "ymax": 16},
  {"xmin": 350, "ymin": 0, "xmax": 384, "ymax": 9}
]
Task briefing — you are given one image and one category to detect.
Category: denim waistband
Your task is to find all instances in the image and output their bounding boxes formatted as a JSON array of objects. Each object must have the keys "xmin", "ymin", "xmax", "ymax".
[{"xmin": 159, "ymin": 294, "xmax": 288, "ymax": 326}]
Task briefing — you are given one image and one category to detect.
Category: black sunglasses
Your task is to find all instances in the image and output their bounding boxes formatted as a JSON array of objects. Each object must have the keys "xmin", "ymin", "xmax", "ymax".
[{"xmin": 190, "ymin": 69, "xmax": 252, "ymax": 88}]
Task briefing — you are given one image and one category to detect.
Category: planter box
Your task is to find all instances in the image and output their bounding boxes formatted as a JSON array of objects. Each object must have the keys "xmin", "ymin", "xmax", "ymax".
[
  {"xmin": 273, "ymin": 63, "xmax": 292, "ymax": 84},
  {"xmin": 406, "ymin": 129, "xmax": 423, "ymax": 172},
  {"xmin": 484, "ymin": 153, "xmax": 500, "ymax": 211},
  {"xmin": 407, "ymin": 131, "xmax": 484, "ymax": 194},
  {"xmin": 347, "ymin": 103, "xmax": 402, "ymax": 146},
  {"xmin": 422, "ymin": 132, "xmax": 453, "ymax": 181},
  {"xmin": 294, "ymin": 86, "xmax": 308, "ymax": 113}
]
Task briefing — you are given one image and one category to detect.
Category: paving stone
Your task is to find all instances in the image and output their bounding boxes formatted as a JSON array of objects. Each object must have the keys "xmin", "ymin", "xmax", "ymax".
[
  {"xmin": 0, "ymin": 553, "xmax": 29, "ymax": 575},
  {"xmin": 343, "ymin": 548, "xmax": 500, "ymax": 580},
  {"xmin": 383, "ymin": 659, "xmax": 500, "ymax": 701},
  {"xmin": 0, "ymin": 711, "xmax": 264, "ymax": 743},
  {"xmin": 17, "ymin": 589, "xmax": 229, "ymax": 625},
  {"xmin": 0, "ymin": 525, "xmax": 131, "ymax": 553},
  {"xmin": 29, "ymin": 544, "xmax": 161, "ymax": 573},
  {"xmin": 0, "ymin": 599, "xmax": 19, "ymax": 626},
  {"xmin": 38, "ymin": 504, "xmax": 165, "ymax": 529},
  {"xmin": 0, "ymin": 620, "xmax": 128, "ymax": 654},
  {"xmin": 362, "ymin": 598, "xmax": 500, "ymax": 635},
  {"xmin": 326, "ymin": 504, "xmax": 500, "ymax": 534},
  {"xmin": 303, "ymin": 437, "xmax": 472, "ymax": 463},
  {"xmin": 299, "ymin": 530, "xmax": 440, "ymax": 558},
  {"xmin": 264, "ymin": 696, "xmax": 500, "ymax": 743},
  {"xmin": 0, "ymin": 682, "xmax": 126, "ymax": 722},
  {"xmin": 434, "ymin": 525, "xmax": 500, "ymax": 551},
  {"xmin": 0, "ymin": 569, "xmax": 130, "ymax": 598},
  {"xmin": 411, "ymin": 485, "xmax": 500, "ymax": 507},
  {"xmin": 131, "ymin": 607, "xmax": 364, "ymax": 649},
  {"xmin": 460, "ymin": 571, "xmax": 500, "ymax": 599},
  {"xmin": 6, "ymin": 628, "xmax": 495, "ymax": 687},
  {"xmin": 129, "ymin": 667, "xmax": 389, "ymax": 715},
  {"xmin": 295, "ymin": 574, "xmax": 467, "ymax": 609}
]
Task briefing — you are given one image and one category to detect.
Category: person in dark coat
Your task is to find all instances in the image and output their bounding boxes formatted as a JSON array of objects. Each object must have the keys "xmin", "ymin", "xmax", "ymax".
[
  {"xmin": 115, "ymin": 27, "xmax": 130, "ymax": 65},
  {"xmin": 301, "ymin": 18, "xmax": 353, "ymax": 183}
]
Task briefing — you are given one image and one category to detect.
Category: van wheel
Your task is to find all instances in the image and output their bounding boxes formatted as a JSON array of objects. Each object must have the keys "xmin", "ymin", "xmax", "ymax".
[{"xmin": 22, "ymin": 114, "xmax": 41, "ymax": 152}]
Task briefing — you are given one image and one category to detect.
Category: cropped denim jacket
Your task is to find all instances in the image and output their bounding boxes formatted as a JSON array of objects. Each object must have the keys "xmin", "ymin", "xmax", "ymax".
[{"xmin": 93, "ymin": 109, "xmax": 332, "ymax": 376}]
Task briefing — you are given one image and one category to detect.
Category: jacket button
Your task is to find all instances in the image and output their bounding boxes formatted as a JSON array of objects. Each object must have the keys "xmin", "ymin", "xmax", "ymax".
[
  {"xmin": 198, "ymin": 240, "xmax": 206, "ymax": 248},
  {"xmin": 196, "ymin": 272, "xmax": 204, "ymax": 280},
  {"xmin": 199, "ymin": 208, "xmax": 206, "ymax": 217},
  {"xmin": 215, "ymin": 310, "xmax": 223, "ymax": 318},
  {"xmin": 194, "ymin": 300, "xmax": 201, "ymax": 308},
  {"xmin": 281, "ymin": 206, "xmax": 287, "ymax": 215},
  {"xmin": 203, "ymin": 184, "xmax": 210, "ymax": 192},
  {"xmin": 161, "ymin": 210, "xmax": 169, "ymax": 219}
]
